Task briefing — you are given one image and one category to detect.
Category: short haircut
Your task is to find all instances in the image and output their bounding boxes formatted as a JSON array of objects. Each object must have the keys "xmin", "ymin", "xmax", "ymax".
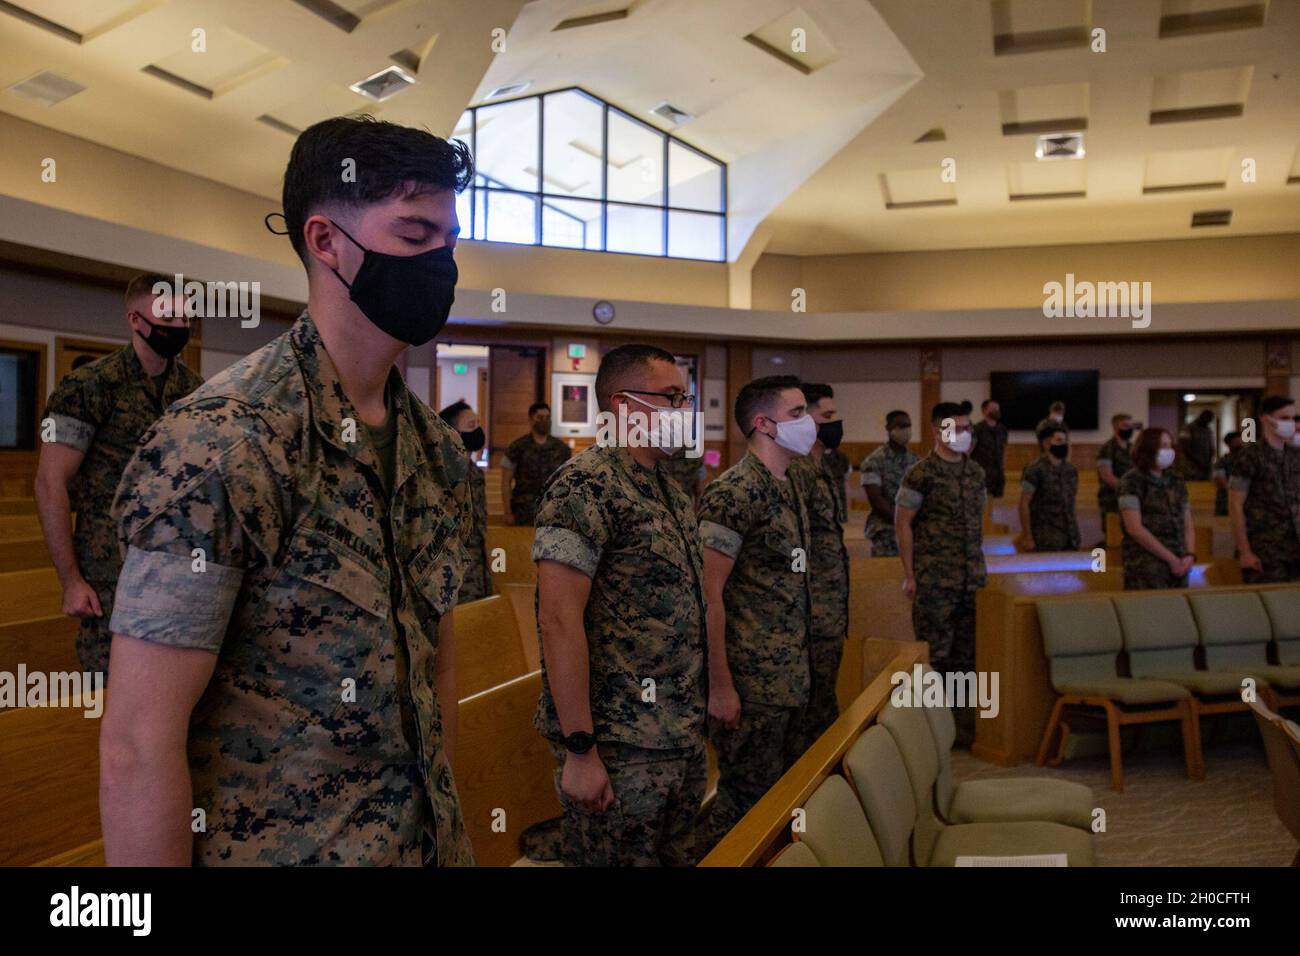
[
  {"xmin": 125, "ymin": 272, "xmax": 176, "ymax": 309},
  {"xmin": 528, "ymin": 401, "xmax": 550, "ymax": 418},
  {"xmin": 980, "ymin": 398, "xmax": 996, "ymax": 410},
  {"xmin": 885, "ymin": 409, "xmax": 910, "ymax": 429},
  {"xmin": 735, "ymin": 375, "xmax": 801, "ymax": 436},
  {"xmin": 282, "ymin": 115, "xmax": 473, "ymax": 267},
  {"xmin": 1111, "ymin": 413, "xmax": 1133, "ymax": 426},
  {"xmin": 930, "ymin": 401, "xmax": 967, "ymax": 425},
  {"xmin": 438, "ymin": 401, "xmax": 472, "ymax": 429},
  {"xmin": 1036, "ymin": 422, "xmax": 1067, "ymax": 444},
  {"xmin": 1224, "ymin": 431, "xmax": 1241, "ymax": 444},
  {"xmin": 1131, "ymin": 427, "xmax": 1171, "ymax": 473},
  {"xmin": 1050, "ymin": 400, "xmax": 1066, "ymax": 412},
  {"xmin": 1261, "ymin": 394, "xmax": 1296, "ymax": 416},
  {"xmin": 801, "ymin": 382, "xmax": 833, "ymax": 407},
  {"xmin": 595, "ymin": 343, "xmax": 678, "ymax": 412}
]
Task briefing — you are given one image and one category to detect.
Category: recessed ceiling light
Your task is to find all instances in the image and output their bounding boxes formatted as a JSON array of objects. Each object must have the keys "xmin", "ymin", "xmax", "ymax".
[
  {"xmin": 350, "ymin": 65, "xmax": 416, "ymax": 102},
  {"xmin": 6, "ymin": 71, "xmax": 85, "ymax": 107}
]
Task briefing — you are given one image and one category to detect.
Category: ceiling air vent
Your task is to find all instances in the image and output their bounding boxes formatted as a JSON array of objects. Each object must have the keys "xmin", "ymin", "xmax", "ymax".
[
  {"xmin": 1035, "ymin": 132, "xmax": 1085, "ymax": 160},
  {"xmin": 350, "ymin": 66, "xmax": 416, "ymax": 103},
  {"xmin": 914, "ymin": 128, "xmax": 946, "ymax": 143},
  {"xmin": 649, "ymin": 102, "xmax": 694, "ymax": 127},
  {"xmin": 1191, "ymin": 209, "xmax": 1232, "ymax": 227},
  {"xmin": 5, "ymin": 70, "xmax": 85, "ymax": 106},
  {"xmin": 487, "ymin": 81, "xmax": 530, "ymax": 100},
  {"xmin": 553, "ymin": 9, "xmax": 629, "ymax": 31}
]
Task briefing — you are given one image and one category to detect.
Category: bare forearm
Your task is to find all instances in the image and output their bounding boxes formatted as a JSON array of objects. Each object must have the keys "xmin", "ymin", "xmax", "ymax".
[
  {"xmin": 1184, "ymin": 507, "xmax": 1196, "ymax": 555},
  {"xmin": 1018, "ymin": 495, "xmax": 1032, "ymax": 538},
  {"xmin": 34, "ymin": 476, "xmax": 81, "ymax": 585},
  {"xmin": 1228, "ymin": 493, "xmax": 1250, "ymax": 553},
  {"xmin": 705, "ymin": 596, "xmax": 732, "ymax": 688},
  {"xmin": 866, "ymin": 487, "xmax": 892, "ymax": 521},
  {"xmin": 897, "ymin": 520, "xmax": 914, "ymax": 578},
  {"xmin": 1130, "ymin": 524, "xmax": 1177, "ymax": 563},
  {"xmin": 540, "ymin": 610, "xmax": 593, "ymax": 735}
]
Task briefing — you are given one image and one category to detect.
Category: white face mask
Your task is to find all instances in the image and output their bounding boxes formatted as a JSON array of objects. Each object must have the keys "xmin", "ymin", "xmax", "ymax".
[
  {"xmin": 946, "ymin": 430, "xmax": 973, "ymax": 454},
  {"xmin": 623, "ymin": 393, "xmax": 691, "ymax": 456},
  {"xmin": 1272, "ymin": 417, "xmax": 1297, "ymax": 440},
  {"xmin": 772, "ymin": 413, "xmax": 817, "ymax": 456},
  {"xmin": 1050, "ymin": 414, "xmax": 1064, "ymax": 423},
  {"xmin": 1156, "ymin": 447, "xmax": 1176, "ymax": 470}
]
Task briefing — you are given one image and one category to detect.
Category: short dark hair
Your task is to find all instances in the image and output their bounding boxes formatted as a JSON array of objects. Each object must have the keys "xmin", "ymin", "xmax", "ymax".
[
  {"xmin": 930, "ymin": 401, "xmax": 967, "ymax": 425},
  {"xmin": 439, "ymin": 401, "xmax": 472, "ymax": 429},
  {"xmin": 528, "ymin": 402, "xmax": 550, "ymax": 418},
  {"xmin": 980, "ymin": 398, "xmax": 996, "ymax": 410},
  {"xmin": 1036, "ymin": 422, "xmax": 1067, "ymax": 444},
  {"xmin": 595, "ymin": 344, "xmax": 678, "ymax": 412},
  {"xmin": 1224, "ymin": 431, "xmax": 1241, "ymax": 444},
  {"xmin": 801, "ymin": 382, "xmax": 833, "ymax": 407},
  {"xmin": 1111, "ymin": 413, "xmax": 1133, "ymax": 427},
  {"xmin": 735, "ymin": 375, "xmax": 801, "ymax": 436},
  {"xmin": 1261, "ymin": 395, "xmax": 1296, "ymax": 416},
  {"xmin": 1131, "ymin": 427, "xmax": 1172, "ymax": 473},
  {"xmin": 885, "ymin": 409, "xmax": 910, "ymax": 430},
  {"xmin": 282, "ymin": 115, "xmax": 473, "ymax": 266},
  {"xmin": 1050, "ymin": 400, "xmax": 1066, "ymax": 412},
  {"xmin": 125, "ymin": 272, "xmax": 176, "ymax": 309}
]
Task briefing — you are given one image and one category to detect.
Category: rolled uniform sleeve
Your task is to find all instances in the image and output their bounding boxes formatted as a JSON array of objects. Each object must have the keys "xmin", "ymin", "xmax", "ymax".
[
  {"xmin": 532, "ymin": 468, "xmax": 608, "ymax": 577},
  {"xmin": 698, "ymin": 482, "xmax": 751, "ymax": 559},
  {"xmin": 1020, "ymin": 466, "xmax": 1040, "ymax": 496},
  {"xmin": 42, "ymin": 372, "xmax": 105, "ymax": 454},
  {"xmin": 1227, "ymin": 451, "xmax": 1253, "ymax": 493},
  {"xmin": 1117, "ymin": 472, "xmax": 1142, "ymax": 512},
  {"xmin": 895, "ymin": 467, "xmax": 925, "ymax": 511},
  {"xmin": 860, "ymin": 458, "xmax": 882, "ymax": 488}
]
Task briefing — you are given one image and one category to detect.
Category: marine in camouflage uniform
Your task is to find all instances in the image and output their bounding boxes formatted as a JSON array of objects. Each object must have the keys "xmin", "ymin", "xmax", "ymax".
[
  {"xmin": 110, "ymin": 313, "xmax": 474, "ymax": 866},
  {"xmin": 504, "ymin": 432, "xmax": 571, "ymax": 524},
  {"xmin": 532, "ymin": 444, "xmax": 708, "ymax": 866},
  {"xmin": 1096, "ymin": 434, "xmax": 1135, "ymax": 517},
  {"xmin": 789, "ymin": 452, "xmax": 849, "ymax": 748},
  {"xmin": 821, "ymin": 447, "xmax": 850, "ymax": 517},
  {"xmin": 896, "ymin": 453, "xmax": 987, "ymax": 678},
  {"xmin": 698, "ymin": 451, "xmax": 812, "ymax": 843},
  {"xmin": 1179, "ymin": 417, "xmax": 1216, "ymax": 481},
  {"xmin": 1229, "ymin": 441, "xmax": 1300, "ymax": 583},
  {"xmin": 1212, "ymin": 448, "xmax": 1240, "ymax": 517},
  {"xmin": 1021, "ymin": 455, "xmax": 1081, "ymax": 551},
  {"xmin": 860, "ymin": 441, "xmax": 919, "ymax": 556},
  {"xmin": 970, "ymin": 419, "xmax": 1008, "ymax": 498},
  {"xmin": 41, "ymin": 343, "xmax": 203, "ymax": 673},
  {"xmin": 1118, "ymin": 469, "xmax": 1191, "ymax": 590},
  {"xmin": 456, "ymin": 461, "xmax": 492, "ymax": 603}
]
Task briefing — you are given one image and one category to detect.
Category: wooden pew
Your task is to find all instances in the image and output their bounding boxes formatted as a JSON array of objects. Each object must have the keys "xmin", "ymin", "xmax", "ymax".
[
  {"xmin": 0, "ymin": 514, "xmax": 43, "ymax": 541},
  {"xmin": 0, "ymin": 498, "xmax": 36, "ymax": 516},
  {"xmin": 700, "ymin": 639, "xmax": 928, "ymax": 867},
  {"xmin": 484, "ymin": 525, "xmax": 537, "ymax": 585},
  {"xmin": 0, "ymin": 616, "xmax": 80, "ymax": 707},
  {"xmin": 0, "ymin": 569, "xmax": 64, "ymax": 624},
  {"xmin": 455, "ymin": 671, "xmax": 561, "ymax": 867},
  {"xmin": 499, "ymin": 582, "xmax": 540, "ymax": 671},
  {"xmin": 0, "ymin": 692, "xmax": 102, "ymax": 866},
  {"xmin": 452, "ymin": 595, "xmax": 531, "ymax": 700},
  {"xmin": 0, "ymin": 535, "xmax": 52, "ymax": 573}
]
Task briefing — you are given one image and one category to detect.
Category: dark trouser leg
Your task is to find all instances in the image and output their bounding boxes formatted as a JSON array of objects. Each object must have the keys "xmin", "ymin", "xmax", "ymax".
[
  {"xmin": 704, "ymin": 702, "xmax": 798, "ymax": 850},
  {"xmin": 75, "ymin": 582, "xmax": 116, "ymax": 676},
  {"xmin": 793, "ymin": 632, "xmax": 844, "ymax": 754},
  {"xmin": 657, "ymin": 744, "xmax": 709, "ymax": 867},
  {"xmin": 913, "ymin": 586, "xmax": 977, "ymax": 748}
]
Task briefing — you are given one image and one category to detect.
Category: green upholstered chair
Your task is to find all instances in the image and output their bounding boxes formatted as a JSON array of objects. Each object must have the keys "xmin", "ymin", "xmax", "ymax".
[
  {"xmin": 1260, "ymin": 588, "xmax": 1300, "ymax": 708},
  {"xmin": 1190, "ymin": 591, "xmax": 1300, "ymax": 708},
  {"xmin": 847, "ymin": 725, "xmax": 1094, "ymax": 867},
  {"xmin": 767, "ymin": 840, "xmax": 822, "ymax": 868},
  {"xmin": 1036, "ymin": 596, "xmax": 1202, "ymax": 791},
  {"xmin": 796, "ymin": 774, "xmax": 883, "ymax": 867},
  {"xmin": 1248, "ymin": 698, "xmax": 1300, "ymax": 867}
]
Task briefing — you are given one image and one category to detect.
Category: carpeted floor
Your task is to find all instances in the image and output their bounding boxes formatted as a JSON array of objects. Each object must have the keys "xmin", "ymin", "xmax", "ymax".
[{"xmin": 952, "ymin": 737, "xmax": 1295, "ymax": 866}]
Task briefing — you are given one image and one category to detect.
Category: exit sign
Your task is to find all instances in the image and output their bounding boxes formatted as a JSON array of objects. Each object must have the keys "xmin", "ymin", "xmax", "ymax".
[
  {"xmin": 452, "ymin": 362, "xmax": 467, "ymax": 375},
  {"xmin": 568, "ymin": 344, "xmax": 587, "ymax": 359}
]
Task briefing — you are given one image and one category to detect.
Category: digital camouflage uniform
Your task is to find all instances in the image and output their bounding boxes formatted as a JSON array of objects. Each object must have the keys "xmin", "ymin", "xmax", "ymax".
[
  {"xmin": 111, "ymin": 313, "xmax": 474, "ymax": 867},
  {"xmin": 1020, "ymin": 456, "xmax": 1081, "ymax": 551},
  {"xmin": 860, "ymin": 442, "xmax": 919, "ymax": 556},
  {"xmin": 532, "ymin": 444, "xmax": 708, "ymax": 866},
  {"xmin": 1118, "ymin": 469, "xmax": 1190, "ymax": 590},
  {"xmin": 660, "ymin": 453, "xmax": 707, "ymax": 502},
  {"xmin": 1179, "ymin": 422, "xmax": 1215, "ymax": 481},
  {"xmin": 789, "ymin": 453, "xmax": 848, "ymax": 748},
  {"xmin": 821, "ymin": 447, "xmax": 850, "ymax": 518},
  {"xmin": 1095, "ymin": 436, "xmax": 1134, "ymax": 516},
  {"xmin": 1229, "ymin": 442, "xmax": 1300, "ymax": 583},
  {"xmin": 40, "ymin": 343, "xmax": 203, "ymax": 673},
  {"xmin": 970, "ymin": 420, "xmax": 1009, "ymax": 498},
  {"xmin": 698, "ymin": 451, "xmax": 812, "ymax": 845},
  {"xmin": 896, "ymin": 453, "xmax": 986, "ymax": 678},
  {"xmin": 1212, "ymin": 448, "xmax": 1240, "ymax": 517},
  {"xmin": 505, "ymin": 433, "xmax": 571, "ymax": 524},
  {"xmin": 456, "ymin": 462, "xmax": 492, "ymax": 603}
]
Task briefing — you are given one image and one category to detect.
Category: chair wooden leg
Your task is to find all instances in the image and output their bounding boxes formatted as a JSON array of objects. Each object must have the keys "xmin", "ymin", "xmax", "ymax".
[
  {"xmin": 1104, "ymin": 701, "xmax": 1124, "ymax": 792},
  {"xmin": 1292, "ymin": 845, "xmax": 1300, "ymax": 868},
  {"xmin": 1036, "ymin": 697, "xmax": 1067, "ymax": 766},
  {"xmin": 1050, "ymin": 721, "xmax": 1071, "ymax": 766},
  {"xmin": 1181, "ymin": 699, "xmax": 1205, "ymax": 782}
]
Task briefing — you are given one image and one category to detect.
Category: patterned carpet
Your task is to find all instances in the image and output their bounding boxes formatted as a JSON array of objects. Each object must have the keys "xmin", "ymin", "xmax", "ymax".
[{"xmin": 952, "ymin": 732, "xmax": 1295, "ymax": 867}]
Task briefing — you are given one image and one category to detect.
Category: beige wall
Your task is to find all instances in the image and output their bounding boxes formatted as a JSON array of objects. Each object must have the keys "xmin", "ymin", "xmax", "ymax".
[{"xmin": 754, "ymin": 234, "xmax": 1300, "ymax": 313}]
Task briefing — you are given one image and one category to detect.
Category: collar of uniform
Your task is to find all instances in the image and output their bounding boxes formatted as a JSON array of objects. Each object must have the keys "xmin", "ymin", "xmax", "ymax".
[
  {"xmin": 741, "ymin": 449, "xmax": 783, "ymax": 490},
  {"xmin": 607, "ymin": 443, "xmax": 661, "ymax": 499}
]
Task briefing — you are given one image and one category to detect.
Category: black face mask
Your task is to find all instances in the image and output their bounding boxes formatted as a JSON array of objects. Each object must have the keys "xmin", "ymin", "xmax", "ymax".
[
  {"xmin": 134, "ymin": 313, "xmax": 190, "ymax": 360},
  {"xmin": 817, "ymin": 420, "xmax": 844, "ymax": 450},
  {"xmin": 1118, "ymin": 427, "xmax": 1134, "ymax": 441},
  {"xmin": 1049, "ymin": 443, "xmax": 1070, "ymax": 459},
  {"xmin": 329, "ymin": 220, "xmax": 457, "ymax": 346},
  {"xmin": 459, "ymin": 426, "xmax": 485, "ymax": 452}
]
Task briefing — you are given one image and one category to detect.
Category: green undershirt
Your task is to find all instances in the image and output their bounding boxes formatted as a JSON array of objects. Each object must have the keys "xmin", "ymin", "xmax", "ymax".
[{"xmin": 363, "ymin": 397, "xmax": 398, "ymax": 499}]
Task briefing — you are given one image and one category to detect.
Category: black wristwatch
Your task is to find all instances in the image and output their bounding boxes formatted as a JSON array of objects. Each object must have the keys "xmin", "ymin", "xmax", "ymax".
[{"xmin": 562, "ymin": 730, "xmax": 597, "ymax": 755}]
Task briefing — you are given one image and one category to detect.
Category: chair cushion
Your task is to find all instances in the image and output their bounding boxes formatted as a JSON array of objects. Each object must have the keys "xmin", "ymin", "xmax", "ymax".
[
  {"xmin": 1256, "ymin": 665, "xmax": 1300, "ymax": 690},
  {"xmin": 1113, "ymin": 593, "xmax": 1198, "ymax": 652},
  {"xmin": 1188, "ymin": 592, "xmax": 1272, "ymax": 647},
  {"xmin": 800, "ymin": 775, "xmax": 884, "ymax": 867},
  {"xmin": 930, "ymin": 820, "xmax": 1095, "ymax": 867},
  {"xmin": 1056, "ymin": 677, "xmax": 1190, "ymax": 703},
  {"xmin": 769, "ymin": 840, "xmax": 822, "ymax": 867},
  {"xmin": 844, "ymin": 727, "xmax": 915, "ymax": 867},
  {"xmin": 1147, "ymin": 670, "xmax": 1265, "ymax": 696},
  {"xmin": 949, "ymin": 778, "xmax": 1095, "ymax": 830},
  {"xmin": 1259, "ymin": 589, "xmax": 1300, "ymax": 643},
  {"xmin": 1037, "ymin": 598, "xmax": 1123, "ymax": 657}
]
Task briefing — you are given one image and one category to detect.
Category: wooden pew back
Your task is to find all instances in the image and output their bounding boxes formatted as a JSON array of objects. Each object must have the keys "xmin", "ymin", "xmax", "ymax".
[
  {"xmin": 452, "ymin": 595, "xmax": 530, "ymax": 700},
  {"xmin": 0, "ymin": 535, "xmax": 52, "ymax": 573},
  {"xmin": 0, "ymin": 569, "xmax": 64, "ymax": 624},
  {"xmin": 484, "ymin": 525, "xmax": 537, "ymax": 585}
]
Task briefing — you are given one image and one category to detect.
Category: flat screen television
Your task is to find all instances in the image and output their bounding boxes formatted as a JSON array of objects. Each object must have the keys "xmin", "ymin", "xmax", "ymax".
[
  {"xmin": 989, "ymin": 370, "xmax": 1100, "ymax": 431},
  {"xmin": 0, "ymin": 347, "xmax": 41, "ymax": 450}
]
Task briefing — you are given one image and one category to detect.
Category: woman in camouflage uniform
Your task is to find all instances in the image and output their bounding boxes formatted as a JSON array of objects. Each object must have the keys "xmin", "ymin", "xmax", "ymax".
[
  {"xmin": 440, "ymin": 401, "xmax": 492, "ymax": 603},
  {"xmin": 1117, "ymin": 427, "xmax": 1196, "ymax": 590}
]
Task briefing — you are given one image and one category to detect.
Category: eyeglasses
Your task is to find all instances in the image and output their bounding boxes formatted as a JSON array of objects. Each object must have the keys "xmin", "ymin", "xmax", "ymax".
[{"xmin": 621, "ymin": 389, "xmax": 696, "ymax": 409}]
